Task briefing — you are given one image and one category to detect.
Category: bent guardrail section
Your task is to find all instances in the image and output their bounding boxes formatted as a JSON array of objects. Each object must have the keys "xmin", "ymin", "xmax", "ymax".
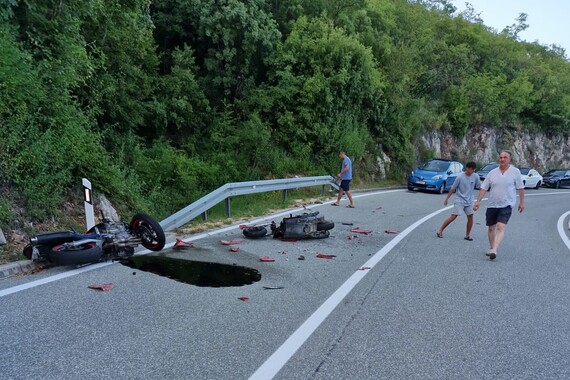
[{"xmin": 159, "ymin": 175, "xmax": 339, "ymax": 231}]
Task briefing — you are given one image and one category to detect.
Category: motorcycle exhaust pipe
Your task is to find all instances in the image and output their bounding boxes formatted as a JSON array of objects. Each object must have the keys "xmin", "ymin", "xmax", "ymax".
[{"xmin": 30, "ymin": 231, "xmax": 77, "ymax": 246}]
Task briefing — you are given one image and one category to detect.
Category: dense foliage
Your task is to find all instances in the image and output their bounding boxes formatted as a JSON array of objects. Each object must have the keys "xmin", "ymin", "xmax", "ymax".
[{"xmin": 1, "ymin": 0, "xmax": 569, "ymax": 223}]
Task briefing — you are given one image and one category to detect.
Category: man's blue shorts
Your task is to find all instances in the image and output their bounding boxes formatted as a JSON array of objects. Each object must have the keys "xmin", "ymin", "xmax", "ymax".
[{"xmin": 340, "ymin": 180, "xmax": 351, "ymax": 191}]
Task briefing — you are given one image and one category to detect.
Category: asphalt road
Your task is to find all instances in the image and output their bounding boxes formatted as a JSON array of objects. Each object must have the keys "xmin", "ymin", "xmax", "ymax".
[{"xmin": 1, "ymin": 188, "xmax": 569, "ymax": 380}]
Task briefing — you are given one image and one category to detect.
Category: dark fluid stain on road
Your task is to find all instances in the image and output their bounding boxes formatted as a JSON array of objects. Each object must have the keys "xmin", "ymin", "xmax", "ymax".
[{"xmin": 121, "ymin": 255, "xmax": 261, "ymax": 287}]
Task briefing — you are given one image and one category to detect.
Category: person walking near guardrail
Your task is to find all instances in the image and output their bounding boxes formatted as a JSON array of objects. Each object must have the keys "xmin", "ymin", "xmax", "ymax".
[
  {"xmin": 436, "ymin": 161, "xmax": 481, "ymax": 240},
  {"xmin": 473, "ymin": 151, "xmax": 525, "ymax": 260},
  {"xmin": 332, "ymin": 151, "xmax": 355, "ymax": 208}
]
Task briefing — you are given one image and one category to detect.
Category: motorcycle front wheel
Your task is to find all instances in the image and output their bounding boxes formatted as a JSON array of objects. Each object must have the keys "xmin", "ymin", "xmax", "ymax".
[
  {"xmin": 49, "ymin": 242, "xmax": 103, "ymax": 266},
  {"xmin": 130, "ymin": 213, "xmax": 166, "ymax": 251}
]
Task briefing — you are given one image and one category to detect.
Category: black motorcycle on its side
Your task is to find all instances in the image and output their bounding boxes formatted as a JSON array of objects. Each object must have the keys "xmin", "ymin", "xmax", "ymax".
[{"xmin": 23, "ymin": 213, "xmax": 166, "ymax": 266}]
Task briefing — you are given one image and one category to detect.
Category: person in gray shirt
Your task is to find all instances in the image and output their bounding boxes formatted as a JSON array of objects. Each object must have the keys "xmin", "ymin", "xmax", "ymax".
[{"xmin": 436, "ymin": 161, "xmax": 481, "ymax": 240}]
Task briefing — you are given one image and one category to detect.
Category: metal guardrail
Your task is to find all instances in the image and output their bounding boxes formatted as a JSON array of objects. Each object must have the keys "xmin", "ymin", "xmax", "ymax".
[{"xmin": 159, "ymin": 175, "xmax": 339, "ymax": 231}]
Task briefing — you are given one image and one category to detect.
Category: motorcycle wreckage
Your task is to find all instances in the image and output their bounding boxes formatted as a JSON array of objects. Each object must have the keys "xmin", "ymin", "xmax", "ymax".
[
  {"xmin": 23, "ymin": 213, "xmax": 166, "ymax": 266},
  {"xmin": 242, "ymin": 211, "xmax": 334, "ymax": 240}
]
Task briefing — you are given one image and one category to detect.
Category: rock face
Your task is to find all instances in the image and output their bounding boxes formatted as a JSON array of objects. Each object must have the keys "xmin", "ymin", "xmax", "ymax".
[
  {"xmin": 419, "ymin": 126, "xmax": 569, "ymax": 171},
  {"xmin": 97, "ymin": 194, "xmax": 120, "ymax": 222},
  {"xmin": 0, "ymin": 228, "xmax": 6, "ymax": 245}
]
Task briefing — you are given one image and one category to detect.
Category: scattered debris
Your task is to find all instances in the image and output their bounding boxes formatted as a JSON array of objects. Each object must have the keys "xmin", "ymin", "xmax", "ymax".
[
  {"xmin": 298, "ymin": 255, "xmax": 305, "ymax": 260},
  {"xmin": 260, "ymin": 256, "xmax": 275, "ymax": 262},
  {"xmin": 359, "ymin": 266, "xmax": 371, "ymax": 271},
  {"xmin": 173, "ymin": 238, "xmax": 194, "ymax": 249},
  {"xmin": 316, "ymin": 253, "xmax": 336, "ymax": 259},
  {"xmin": 263, "ymin": 286, "xmax": 284, "ymax": 290},
  {"xmin": 342, "ymin": 222, "xmax": 354, "ymax": 226},
  {"xmin": 221, "ymin": 239, "xmax": 244, "ymax": 245},
  {"xmin": 351, "ymin": 227, "xmax": 372, "ymax": 235},
  {"xmin": 384, "ymin": 230, "xmax": 400, "ymax": 234},
  {"xmin": 238, "ymin": 297, "xmax": 250, "ymax": 302},
  {"xmin": 88, "ymin": 283, "xmax": 113, "ymax": 291},
  {"xmin": 230, "ymin": 247, "xmax": 240, "ymax": 252}
]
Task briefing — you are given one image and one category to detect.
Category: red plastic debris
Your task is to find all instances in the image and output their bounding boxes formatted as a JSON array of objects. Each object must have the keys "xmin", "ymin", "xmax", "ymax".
[
  {"xmin": 230, "ymin": 247, "xmax": 240, "ymax": 252},
  {"xmin": 384, "ymin": 230, "xmax": 400, "ymax": 234},
  {"xmin": 280, "ymin": 251, "xmax": 288, "ymax": 255},
  {"xmin": 260, "ymin": 256, "xmax": 275, "ymax": 262},
  {"xmin": 280, "ymin": 238, "xmax": 299, "ymax": 242},
  {"xmin": 220, "ymin": 239, "xmax": 244, "ymax": 245},
  {"xmin": 173, "ymin": 238, "xmax": 193, "ymax": 248},
  {"xmin": 239, "ymin": 224, "xmax": 253, "ymax": 230},
  {"xmin": 316, "ymin": 253, "xmax": 336, "ymax": 259},
  {"xmin": 359, "ymin": 266, "xmax": 371, "ymax": 270},
  {"xmin": 238, "ymin": 297, "xmax": 250, "ymax": 301},
  {"xmin": 88, "ymin": 283, "xmax": 113, "ymax": 291},
  {"xmin": 351, "ymin": 227, "xmax": 372, "ymax": 235}
]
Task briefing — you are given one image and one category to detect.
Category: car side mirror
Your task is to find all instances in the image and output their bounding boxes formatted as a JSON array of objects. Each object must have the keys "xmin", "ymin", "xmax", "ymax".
[
  {"xmin": 528, "ymin": 173, "xmax": 532, "ymax": 177},
  {"xmin": 447, "ymin": 170, "xmax": 452, "ymax": 175}
]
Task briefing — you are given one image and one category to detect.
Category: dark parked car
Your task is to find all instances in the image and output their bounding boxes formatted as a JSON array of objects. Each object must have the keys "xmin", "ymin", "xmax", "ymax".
[
  {"xmin": 476, "ymin": 162, "xmax": 498, "ymax": 182},
  {"xmin": 407, "ymin": 159, "xmax": 463, "ymax": 194},
  {"xmin": 542, "ymin": 169, "xmax": 570, "ymax": 188}
]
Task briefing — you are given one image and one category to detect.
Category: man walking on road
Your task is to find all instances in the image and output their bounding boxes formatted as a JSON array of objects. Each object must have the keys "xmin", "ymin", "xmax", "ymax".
[
  {"xmin": 473, "ymin": 151, "xmax": 525, "ymax": 260},
  {"xmin": 436, "ymin": 161, "xmax": 481, "ymax": 240},
  {"xmin": 332, "ymin": 151, "xmax": 355, "ymax": 208}
]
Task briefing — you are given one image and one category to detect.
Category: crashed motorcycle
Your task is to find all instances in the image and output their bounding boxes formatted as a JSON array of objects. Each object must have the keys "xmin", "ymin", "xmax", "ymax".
[
  {"xmin": 242, "ymin": 211, "xmax": 334, "ymax": 240},
  {"xmin": 23, "ymin": 213, "xmax": 166, "ymax": 266}
]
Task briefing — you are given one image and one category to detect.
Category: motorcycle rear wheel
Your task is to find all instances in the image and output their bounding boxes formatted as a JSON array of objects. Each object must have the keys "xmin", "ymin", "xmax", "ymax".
[
  {"xmin": 130, "ymin": 213, "xmax": 166, "ymax": 251},
  {"xmin": 49, "ymin": 242, "xmax": 103, "ymax": 266}
]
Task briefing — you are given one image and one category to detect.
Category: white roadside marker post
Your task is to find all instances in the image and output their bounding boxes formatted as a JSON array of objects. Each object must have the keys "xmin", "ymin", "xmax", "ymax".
[{"xmin": 82, "ymin": 178, "xmax": 95, "ymax": 230}]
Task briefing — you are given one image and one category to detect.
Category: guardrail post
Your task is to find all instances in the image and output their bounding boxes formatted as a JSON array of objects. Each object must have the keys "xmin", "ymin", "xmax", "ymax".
[
  {"xmin": 225, "ymin": 198, "xmax": 231, "ymax": 217},
  {"xmin": 282, "ymin": 189, "xmax": 287, "ymax": 202},
  {"xmin": 201, "ymin": 211, "xmax": 208, "ymax": 221}
]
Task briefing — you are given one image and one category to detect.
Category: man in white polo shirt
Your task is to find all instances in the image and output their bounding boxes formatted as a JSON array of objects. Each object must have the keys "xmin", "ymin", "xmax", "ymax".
[{"xmin": 473, "ymin": 151, "xmax": 525, "ymax": 260}]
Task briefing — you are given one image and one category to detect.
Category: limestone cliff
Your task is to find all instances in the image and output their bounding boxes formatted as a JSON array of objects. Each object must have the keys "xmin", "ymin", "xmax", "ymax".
[{"xmin": 419, "ymin": 126, "xmax": 570, "ymax": 171}]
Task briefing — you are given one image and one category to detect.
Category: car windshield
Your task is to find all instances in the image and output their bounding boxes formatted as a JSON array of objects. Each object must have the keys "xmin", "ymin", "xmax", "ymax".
[
  {"xmin": 420, "ymin": 160, "xmax": 449, "ymax": 172},
  {"xmin": 481, "ymin": 163, "xmax": 498, "ymax": 171},
  {"xmin": 545, "ymin": 170, "xmax": 567, "ymax": 176},
  {"xmin": 519, "ymin": 168, "xmax": 530, "ymax": 175}
]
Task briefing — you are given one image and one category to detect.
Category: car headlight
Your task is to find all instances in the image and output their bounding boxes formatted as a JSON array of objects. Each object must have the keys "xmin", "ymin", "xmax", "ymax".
[{"xmin": 431, "ymin": 175, "xmax": 442, "ymax": 180}]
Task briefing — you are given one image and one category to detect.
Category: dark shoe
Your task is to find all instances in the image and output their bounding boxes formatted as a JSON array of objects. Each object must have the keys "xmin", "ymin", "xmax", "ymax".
[
  {"xmin": 331, "ymin": 203, "xmax": 340, "ymax": 206},
  {"xmin": 489, "ymin": 252, "xmax": 496, "ymax": 260},
  {"xmin": 464, "ymin": 236, "xmax": 473, "ymax": 241},
  {"xmin": 346, "ymin": 205, "xmax": 355, "ymax": 208},
  {"xmin": 436, "ymin": 231, "xmax": 443, "ymax": 238}
]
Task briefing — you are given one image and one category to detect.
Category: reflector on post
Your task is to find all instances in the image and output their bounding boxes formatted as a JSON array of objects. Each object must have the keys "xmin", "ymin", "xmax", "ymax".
[{"xmin": 82, "ymin": 178, "xmax": 95, "ymax": 230}]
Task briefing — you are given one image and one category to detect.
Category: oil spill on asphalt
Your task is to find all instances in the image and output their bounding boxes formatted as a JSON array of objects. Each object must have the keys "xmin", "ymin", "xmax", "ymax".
[{"xmin": 121, "ymin": 255, "xmax": 261, "ymax": 287}]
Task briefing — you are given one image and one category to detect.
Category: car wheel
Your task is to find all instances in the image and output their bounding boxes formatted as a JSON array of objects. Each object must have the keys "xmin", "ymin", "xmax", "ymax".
[
  {"xmin": 438, "ymin": 182, "xmax": 446, "ymax": 194},
  {"xmin": 535, "ymin": 181, "xmax": 541, "ymax": 189},
  {"xmin": 408, "ymin": 186, "xmax": 414, "ymax": 191},
  {"xmin": 523, "ymin": 180, "xmax": 526, "ymax": 188}
]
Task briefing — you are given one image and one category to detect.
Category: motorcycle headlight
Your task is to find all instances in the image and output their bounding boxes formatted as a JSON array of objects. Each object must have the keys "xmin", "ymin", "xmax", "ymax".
[{"xmin": 431, "ymin": 175, "xmax": 442, "ymax": 180}]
